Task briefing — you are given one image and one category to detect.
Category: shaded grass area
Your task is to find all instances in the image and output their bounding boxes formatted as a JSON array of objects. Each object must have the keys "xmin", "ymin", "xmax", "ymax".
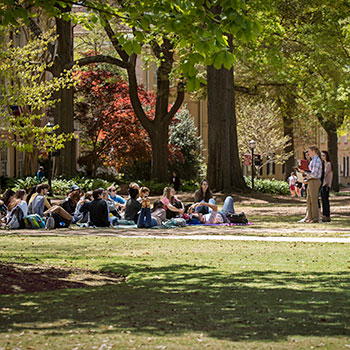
[{"xmin": 1, "ymin": 236, "xmax": 350, "ymax": 349}]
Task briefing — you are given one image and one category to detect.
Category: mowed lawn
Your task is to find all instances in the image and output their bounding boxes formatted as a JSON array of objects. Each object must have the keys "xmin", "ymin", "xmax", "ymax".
[{"xmin": 1, "ymin": 235, "xmax": 350, "ymax": 349}]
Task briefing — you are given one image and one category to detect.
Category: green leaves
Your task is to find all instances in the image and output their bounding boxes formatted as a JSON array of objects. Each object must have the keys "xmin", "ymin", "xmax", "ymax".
[{"xmin": 0, "ymin": 28, "xmax": 75, "ymax": 154}]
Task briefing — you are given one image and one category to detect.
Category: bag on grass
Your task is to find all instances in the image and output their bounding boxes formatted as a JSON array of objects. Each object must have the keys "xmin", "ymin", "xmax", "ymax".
[
  {"xmin": 7, "ymin": 206, "xmax": 25, "ymax": 229},
  {"xmin": 45, "ymin": 213, "xmax": 55, "ymax": 229},
  {"xmin": 225, "ymin": 212, "xmax": 248, "ymax": 224},
  {"xmin": 24, "ymin": 214, "xmax": 46, "ymax": 229}
]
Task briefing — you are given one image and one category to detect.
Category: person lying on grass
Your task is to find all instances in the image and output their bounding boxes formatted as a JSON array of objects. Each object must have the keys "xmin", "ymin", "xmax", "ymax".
[{"xmin": 188, "ymin": 196, "xmax": 235, "ymax": 224}]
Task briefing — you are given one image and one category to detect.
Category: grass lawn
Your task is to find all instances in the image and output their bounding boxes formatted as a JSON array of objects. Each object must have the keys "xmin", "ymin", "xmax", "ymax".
[{"xmin": 1, "ymin": 236, "xmax": 350, "ymax": 349}]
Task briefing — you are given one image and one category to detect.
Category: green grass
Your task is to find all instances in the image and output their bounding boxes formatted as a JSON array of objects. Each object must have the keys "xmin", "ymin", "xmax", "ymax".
[{"xmin": 1, "ymin": 236, "xmax": 350, "ymax": 349}]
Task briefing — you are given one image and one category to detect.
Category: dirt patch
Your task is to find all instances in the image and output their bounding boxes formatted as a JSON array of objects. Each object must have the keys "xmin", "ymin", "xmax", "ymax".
[{"xmin": 0, "ymin": 262, "xmax": 125, "ymax": 295}]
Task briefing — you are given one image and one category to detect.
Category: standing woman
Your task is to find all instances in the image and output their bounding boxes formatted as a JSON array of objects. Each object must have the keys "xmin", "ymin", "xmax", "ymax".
[{"xmin": 321, "ymin": 150, "xmax": 333, "ymax": 222}]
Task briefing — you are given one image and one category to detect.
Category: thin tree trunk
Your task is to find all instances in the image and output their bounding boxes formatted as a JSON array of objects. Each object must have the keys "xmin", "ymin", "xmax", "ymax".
[
  {"xmin": 327, "ymin": 128, "xmax": 339, "ymax": 192},
  {"xmin": 282, "ymin": 94, "xmax": 295, "ymax": 180},
  {"xmin": 207, "ymin": 64, "xmax": 246, "ymax": 192}
]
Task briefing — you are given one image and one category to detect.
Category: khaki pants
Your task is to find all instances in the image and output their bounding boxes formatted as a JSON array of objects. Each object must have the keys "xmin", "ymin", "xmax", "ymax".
[{"xmin": 307, "ymin": 178, "xmax": 321, "ymax": 222}]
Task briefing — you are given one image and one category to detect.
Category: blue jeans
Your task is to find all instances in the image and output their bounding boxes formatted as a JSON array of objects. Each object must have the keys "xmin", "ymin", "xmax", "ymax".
[
  {"xmin": 137, "ymin": 207, "xmax": 158, "ymax": 228},
  {"xmin": 195, "ymin": 198, "xmax": 216, "ymax": 214},
  {"xmin": 218, "ymin": 196, "xmax": 235, "ymax": 222}
]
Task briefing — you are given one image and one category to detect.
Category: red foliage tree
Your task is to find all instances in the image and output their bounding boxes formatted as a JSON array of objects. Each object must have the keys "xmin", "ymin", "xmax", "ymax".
[{"xmin": 74, "ymin": 67, "xmax": 155, "ymax": 177}]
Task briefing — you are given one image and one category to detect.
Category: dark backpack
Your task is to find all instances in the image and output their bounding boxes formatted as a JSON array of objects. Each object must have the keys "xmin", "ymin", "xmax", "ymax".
[{"xmin": 226, "ymin": 212, "xmax": 248, "ymax": 224}]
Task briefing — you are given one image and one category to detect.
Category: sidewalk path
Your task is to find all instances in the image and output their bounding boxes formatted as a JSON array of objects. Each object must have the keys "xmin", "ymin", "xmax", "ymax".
[
  {"xmin": 119, "ymin": 234, "xmax": 350, "ymax": 244},
  {"xmin": 5, "ymin": 225, "xmax": 350, "ymax": 243}
]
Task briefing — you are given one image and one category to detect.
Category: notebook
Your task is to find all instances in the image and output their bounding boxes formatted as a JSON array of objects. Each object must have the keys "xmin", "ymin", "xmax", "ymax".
[{"xmin": 299, "ymin": 159, "xmax": 310, "ymax": 172}]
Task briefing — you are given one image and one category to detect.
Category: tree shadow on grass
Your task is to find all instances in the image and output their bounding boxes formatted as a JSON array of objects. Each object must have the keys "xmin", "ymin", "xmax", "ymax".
[{"xmin": 1, "ymin": 262, "xmax": 350, "ymax": 342}]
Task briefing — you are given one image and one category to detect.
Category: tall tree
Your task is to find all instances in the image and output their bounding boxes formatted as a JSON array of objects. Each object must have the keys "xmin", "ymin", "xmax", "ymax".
[
  {"xmin": 2, "ymin": 0, "xmax": 259, "ymax": 183},
  {"xmin": 0, "ymin": 27, "xmax": 74, "ymax": 175}
]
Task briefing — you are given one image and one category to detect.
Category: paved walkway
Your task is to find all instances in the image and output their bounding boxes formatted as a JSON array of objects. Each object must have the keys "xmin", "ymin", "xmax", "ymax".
[
  {"xmin": 3, "ymin": 225, "xmax": 350, "ymax": 243},
  {"xmin": 119, "ymin": 234, "xmax": 350, "ymax": 243}
]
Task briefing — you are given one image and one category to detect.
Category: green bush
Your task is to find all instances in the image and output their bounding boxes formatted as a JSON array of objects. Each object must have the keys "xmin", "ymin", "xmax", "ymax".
[
  {"xmin": 12, "ymin": 176, "xmax": 39, "ymax": 190},
  {"xmin": 12, "ymin": 176, "xmax": 116, "ymax": 196},
  {"xmin": 136, "ymin": 180, "xmax": 168, "ymax": 196},
  {"xmin": 244, "ymin": 176, "xmax": 290, "ymax": 195},
  {"xmin": 179, "ymin": 179, "xmax": 199, "ymax": 192},
  {"xmin": 169, "ymin": 107, "xmax": 204, "ymax": 180}
]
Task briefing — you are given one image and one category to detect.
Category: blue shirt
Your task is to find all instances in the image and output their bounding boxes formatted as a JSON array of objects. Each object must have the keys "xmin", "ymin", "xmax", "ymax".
[{"xmin": 109, "ymin": 194, "xmax": 126, "ymax": 205}]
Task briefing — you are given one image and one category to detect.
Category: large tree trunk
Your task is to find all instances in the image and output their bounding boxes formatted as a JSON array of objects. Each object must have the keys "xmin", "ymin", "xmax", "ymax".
[
  {"xmin": 207, "ymin": 64, "xmax": 247, "ymax": 192},
  {"xmin": 149, "ymin": 124, "xmax": 169, "ymax": 182},
  {"xmin": 52, "ymin": 14, "xmax": 76, "ymax": 177},
  {"xmin": 23, "ymin": 151, "xmax": 38, "ymax": 176},
  {"xmin": 327, "ymin": 128, "xmax": 339, "ymax": 192},
  {"xmin": 281, "ymin": 94, "xmax": 295, "ymax": 180}
]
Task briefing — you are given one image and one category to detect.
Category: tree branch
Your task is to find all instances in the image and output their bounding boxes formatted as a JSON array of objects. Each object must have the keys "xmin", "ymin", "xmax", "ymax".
[
  {"xmin": 127, "ymin": 54, "xmax": 153, "ymax": 132},
  {"xmin": 165, "ymin": 79, "xmax": 185, "ymax": 124},
  {"xmin": 102, "ymin": 18, "xmax": 129, "ymax": 62},
  {"xmin": 64, "ymin": 54, "xmax": 128, "ymax": 69}
]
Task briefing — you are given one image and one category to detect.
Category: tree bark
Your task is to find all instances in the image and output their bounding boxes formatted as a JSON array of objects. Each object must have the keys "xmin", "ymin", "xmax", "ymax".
[
  {"xmin": 52, "ymin": 14, "xmax": 76, "ymax": 177},
  {"xmin": 149, "ymin": 125, "xmax": 170, "ymax": 182},
  {"xmin": 23, "ymin": 151, "xmax": 38, "ymax": 176},
  {"xmin": 327, "ymin": 128, "xmax": 339, "ymax": 192},
  {"xmin": 207, "ymin": 64, "xmax": 247, "ymax": 192},
  {"xmin": 127, "ymin": 44, "xmax": 184, "ymax": 182},
  {"xmin": 281, "ymin": 94, "xmax": 295, "ymax": 180}
]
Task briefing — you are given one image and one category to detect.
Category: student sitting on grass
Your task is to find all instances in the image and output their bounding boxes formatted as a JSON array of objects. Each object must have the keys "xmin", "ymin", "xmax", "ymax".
[
  {"xmin": 4, "ymin": 189, "xmax": 27, "ymax": 229},
  {"xmin": 60, "ymin": 185, "xmax": 81, "ymax": 216},
  {"xmin": 73, "ymin": 191, "xmax": 92, "ymax": 224},
  {"xmin": 161, "ymin": 187, "xmax": 184, "ymax": 219},
  {"xmin": 28, "ymin": 184, "xmax": 50, "ymax": 218},
  {"xmin": 137, "ymin": 197, "xmax": 166, "ymax": 228},
  {"xmin": 124, "ymin": 185, "xmax": 142, "ymax": 223},
  {"xmin": 189, "ymin": 196, "xmax": 235, "ymax": 224},
  {"xmin": 107, "ymin": 185, "xmax": 126, "ymax": 211},
  {"xmin": 88, "ymin": 188, "xmax": 111, "ymax": 227},
  {"xmin": 192, "ymin": 179, "xmax": 214, "ymax": 214}
]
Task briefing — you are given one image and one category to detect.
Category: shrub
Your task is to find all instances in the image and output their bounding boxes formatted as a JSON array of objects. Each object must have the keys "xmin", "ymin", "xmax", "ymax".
[
  {"xmin": 136, "ymin": 180, "xmax": 168, "ymax": 196},
  {"xmin": 169, "ymin": 107, "xmax": 204, "ymax": 180},
  {"xmin": 12, "ymin": 176, "xmax": 115, "ymax": 196},
  {"xmin": 244, "ymin": 176, "xmax": 290, "ymax": 195},
  {"xmin": 179, "ymin": 179, "xmax": 200, "ymax": 192}
]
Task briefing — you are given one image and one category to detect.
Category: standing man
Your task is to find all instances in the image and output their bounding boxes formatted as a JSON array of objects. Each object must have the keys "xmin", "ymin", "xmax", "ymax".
[{"xmin": 304, "ymin": 146, "xmax": 323, "ymax": 223}]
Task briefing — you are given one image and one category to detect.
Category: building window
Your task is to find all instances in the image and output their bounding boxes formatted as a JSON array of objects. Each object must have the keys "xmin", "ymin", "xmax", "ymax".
[
  {"xmin": 0, "ymin": 148, "xmax": 9, "ymax": 176},
  {"xmin": 17, "ymin": 151, "xmax": 24, "ymax": 177},
  {"xmin": 343, "ymin": 157, "xmax": 350, "ymax": 177},
  {"xmin": 267, "ymin": 154, "xmax": 276, "ymax": 175},
  {"xmin": 320, "ymin": 128, "xmax": 326, "ymax": 144},
  {"xmin": 345, "ymin": 135, "xmax": 348, "ymax": 144}
]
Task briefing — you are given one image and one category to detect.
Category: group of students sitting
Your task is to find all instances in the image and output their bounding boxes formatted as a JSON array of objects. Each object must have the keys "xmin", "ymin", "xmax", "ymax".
[{"xmin": 0, "ymin": 179, "xmax": 242, "ymax": 230}]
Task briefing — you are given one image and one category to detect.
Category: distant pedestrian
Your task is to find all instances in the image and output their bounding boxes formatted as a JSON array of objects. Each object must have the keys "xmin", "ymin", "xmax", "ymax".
[
  {"xmin": 321, "ymin": 150, "xmax": 333, "ymax": 222},
  {"xmin": 288, "ymin": 172, "xmax": 297, "ymax": 197},
  {"xmin": 170, "ymin": 172, "xmax": 181, "ymax": 191},
  {"xmin": 36, "ymin": 166, "xmax": 45, "ymax": 182}
]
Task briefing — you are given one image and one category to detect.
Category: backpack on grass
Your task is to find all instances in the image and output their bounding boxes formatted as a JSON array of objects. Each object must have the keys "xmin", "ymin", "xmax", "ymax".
[
  {"xmin": 225, "ymin": 212, "xmax": 248, "ymax": 224},
  {"xmin": 23, "ymin": 214, "xmax": 46, "ymax": 229}
]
